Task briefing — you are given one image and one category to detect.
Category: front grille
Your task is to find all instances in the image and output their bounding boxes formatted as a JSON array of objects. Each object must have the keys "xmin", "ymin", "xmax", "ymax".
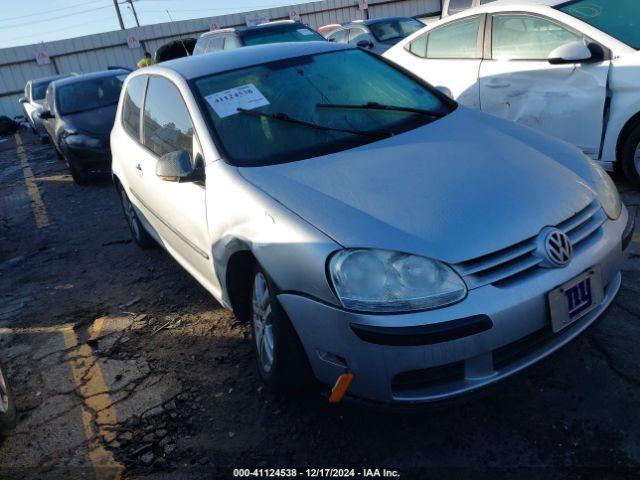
[{"xmin": 454, "ymin": 200, "xmax": 606, "ymax": 289}]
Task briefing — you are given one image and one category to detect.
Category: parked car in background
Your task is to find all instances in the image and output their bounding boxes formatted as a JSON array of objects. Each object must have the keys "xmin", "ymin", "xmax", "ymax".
[
  {"xmin": 0, "ymin": 364, "xmax": 16, "ymax": 434},
  {"xmin": 111, "ymin": 42, "xmax": 632, "ymax": 405},
  {"xmin": 193, "ymin": 20, "xmax": 325, "ymax": 55},
  {"xmin": 155, "ymin": 38, "xmax": 197, "ymax": 63},
  {"xmin": 317, "ymin": 24, "xmax": 342, "ymax": 37},
  {"xmin": 326, "ymin": 17, "xmax": 424, "ymax": 54},
  {"xmin": 19, "ymin": 74, "xmax": 71, "ymax": 142},
  {"xmin": 385, "ymin": 0, "xmax": 640, "ymax": 187},
  {"xmin": 442, "ymin": 0, "xmax": 498, "ymax": 17},
  {"xmin": 40, "ymin": 69, "xmax": 127, "ymax": 184}
]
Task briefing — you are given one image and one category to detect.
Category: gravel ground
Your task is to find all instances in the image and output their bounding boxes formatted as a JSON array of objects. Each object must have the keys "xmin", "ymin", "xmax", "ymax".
[{"xmin": 0, "ymin": 130, "xmax": 639, "ymax": 479}]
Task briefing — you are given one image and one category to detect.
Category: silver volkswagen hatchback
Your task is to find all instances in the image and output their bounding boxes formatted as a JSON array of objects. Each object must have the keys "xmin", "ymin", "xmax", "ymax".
[{"xmin": 111, "ymin": 42, "xmax": 633, "ymax": 404}]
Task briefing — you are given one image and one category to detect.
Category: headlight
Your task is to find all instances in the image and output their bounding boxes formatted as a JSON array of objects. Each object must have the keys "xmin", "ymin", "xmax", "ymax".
[
  {"xmin": 63, "ymin": 133, "xmax": 101, "ymax": 148},
  {"xmin": 328, "ymin": 249, "xmax": 467, "ymax": 313},
  {"xmin": 588, "ymin": 159, "xmax": 621, "ymax": 220}
]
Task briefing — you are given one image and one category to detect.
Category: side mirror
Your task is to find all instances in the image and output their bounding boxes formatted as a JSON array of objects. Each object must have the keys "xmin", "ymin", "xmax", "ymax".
[
  {"xmin": 18, "ymin": 96, "xmax": 28, "ymax": 104},
  {"xmin": 328, "ymin": 37, "xmax": 336, "ymax": 42},
  {"xmin": 548, "ymin": 41, "xmax": 592, "ymax": 65},
  {"xmin": 38, "ymin": 110, "xmax": 54, "ymax": 120},
  {"xmin": 357, "ymin": 40, "xmax": 374, "ymax": 49},
  {"xmin": 156, "ymin": 150, "xmax": 204, "ymax": 182},
  {"xmin": 436, "ymin": 86, "xmax": 453, "ymax": 100}
]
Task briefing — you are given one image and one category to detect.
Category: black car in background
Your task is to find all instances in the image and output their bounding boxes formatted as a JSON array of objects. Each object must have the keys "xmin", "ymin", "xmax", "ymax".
[
  {"xmin": 19, "ymin": 74, "xmax": 72, "ymax": 142},
  {"xmin": 192, "ymin": 20, "xmax": 325, "ymax": 55},
  {"xmin": 40, "ymin": 69, "xmax": 128, "ymax": 184}
]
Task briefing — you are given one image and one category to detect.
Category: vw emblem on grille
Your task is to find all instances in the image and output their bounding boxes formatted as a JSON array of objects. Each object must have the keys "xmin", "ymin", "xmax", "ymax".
[{"xmin": 540, "ymin": 228, "xmax": 573, "ymax": 267}]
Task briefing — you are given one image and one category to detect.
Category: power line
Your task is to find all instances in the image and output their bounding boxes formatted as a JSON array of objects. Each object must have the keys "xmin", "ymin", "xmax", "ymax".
[
  {"xmin": 0, "ymin": 0, "xmax": 109, "ymax": 24},
  {"xmin": 1, "ymin": 5, "xmax": 114, "ymax": 31}
]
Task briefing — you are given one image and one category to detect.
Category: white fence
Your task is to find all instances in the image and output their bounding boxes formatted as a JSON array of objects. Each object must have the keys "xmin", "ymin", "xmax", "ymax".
[{"xmin": 0, "ymin": 0, "xmax": 441, "ymax": 118}]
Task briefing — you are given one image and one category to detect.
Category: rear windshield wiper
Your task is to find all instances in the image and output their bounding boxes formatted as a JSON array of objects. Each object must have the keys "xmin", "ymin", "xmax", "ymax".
[
  {"xmin": 317, "ymin": 102, "xmax": 446, "ymax": 118},
  {"xmin": 236, "ymin": 108, "xmax": 391, "ymax": 139}
]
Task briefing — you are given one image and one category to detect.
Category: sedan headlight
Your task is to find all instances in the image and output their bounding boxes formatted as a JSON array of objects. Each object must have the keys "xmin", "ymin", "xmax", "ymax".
[
  {"xmin": 63, "ymin": 133, "xmax": 101, "ymax": 149},
  {"xmin": 328, "ymin": 249, "xmax": 467, "ymax": 313},
  {"xmin": 588, "ymin": 159, "xmax": 621, "ymax": 220}
]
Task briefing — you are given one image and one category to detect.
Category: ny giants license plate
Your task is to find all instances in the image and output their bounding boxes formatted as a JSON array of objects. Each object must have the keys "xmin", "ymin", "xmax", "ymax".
[{"xmin": 548, "ymin": 268, "xmax": 604, "ymax": 333}]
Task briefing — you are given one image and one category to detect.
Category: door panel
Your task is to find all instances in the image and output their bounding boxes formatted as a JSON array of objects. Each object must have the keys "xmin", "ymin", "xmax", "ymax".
[
  {"xmin": 140, "ymin": 76, "xmax": 213, "ymax": 283},
  {"xmin": 480, "ymin": 14, "xmax": 610, "ymax": 158}
]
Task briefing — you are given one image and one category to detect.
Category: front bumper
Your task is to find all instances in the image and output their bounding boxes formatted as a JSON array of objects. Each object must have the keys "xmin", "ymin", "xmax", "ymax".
[
  {"xmin": 61, "ymin": 143, "xmax": 111, "ymax": 171},
  {"xmin": 278, "ymin": 207, "xmax": 630, "ymax": 404}
]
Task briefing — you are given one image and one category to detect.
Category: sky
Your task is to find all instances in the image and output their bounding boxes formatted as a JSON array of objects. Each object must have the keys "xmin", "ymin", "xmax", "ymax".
[{"xmin": 0, "ymin": 0, "xmax": 317, "ymax": 49}]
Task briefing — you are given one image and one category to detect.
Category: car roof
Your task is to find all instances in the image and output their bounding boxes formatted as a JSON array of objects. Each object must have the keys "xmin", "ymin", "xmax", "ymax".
[
  {"xmin": 52, "ymin": 69, "xmax": 129, "ymax": 88},
  {"xmin": 201, "ymin": 21, "xmax": 310, "ymax": 37},
  {"xmin": 30, "ymin": 74, "xmax": 71, "ymax": 86},
  {"xmin": 142, "ymin": 41, "xmax": 350, "ymax": 80}
]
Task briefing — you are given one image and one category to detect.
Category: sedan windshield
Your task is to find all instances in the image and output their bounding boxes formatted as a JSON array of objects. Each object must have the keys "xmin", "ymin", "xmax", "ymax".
[
  {"xmin": 57, "ymin": 75, "xmax": 124, "ymax": 115},
  {"xmin": 558, "ymin": 0, "xmax": 640, "ymax": 49},
  {"xmin": 369, "ymin": 18, "xmax": 424, "ymax": 42},
  {"xmin": 242, "ymin": 25, "xmax": 325, "ymax": 46},
  {"xmin": 32, "ymin": 82, "xmax": 50, "ymax": 101},
  {"xmin": 194, "ymin": 49, "xmax": 451, "ymax": 167}
]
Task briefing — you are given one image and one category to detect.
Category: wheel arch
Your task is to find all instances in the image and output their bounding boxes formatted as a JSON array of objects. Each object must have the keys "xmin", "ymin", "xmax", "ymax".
[{"xmin": 615, "ymin": 111, "xmax": 640, "ymax": 168}]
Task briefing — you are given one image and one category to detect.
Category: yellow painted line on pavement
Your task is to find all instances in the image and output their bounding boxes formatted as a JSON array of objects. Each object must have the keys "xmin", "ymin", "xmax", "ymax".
[
  {"xmin": 15, "ymin": 132, "xmax": 50, "ymax": 228},
  {"xmin": 62, "ymin": 323, "xmax": 123, "ymax": 480}
]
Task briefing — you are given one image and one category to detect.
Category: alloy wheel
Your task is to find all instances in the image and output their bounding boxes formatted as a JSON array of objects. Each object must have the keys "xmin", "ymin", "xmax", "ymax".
[{"xmin": 252, "ymin": 272, "xmax": 275, "ymax": 373}]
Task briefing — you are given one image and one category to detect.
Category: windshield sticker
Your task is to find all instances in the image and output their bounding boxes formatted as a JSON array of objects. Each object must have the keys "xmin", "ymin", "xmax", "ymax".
[
  {"xmin": 297, "ymin": 29, "xmax": 314, "ymax": 36},
  {"xmin": 205, "ymin": 83, "xmax": 270, "ymax": 118}
]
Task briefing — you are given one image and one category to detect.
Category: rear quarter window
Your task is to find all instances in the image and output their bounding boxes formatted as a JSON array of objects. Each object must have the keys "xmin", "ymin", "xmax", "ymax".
[{"xmin": 122, "ymin": 76, "xmax": 147, "ymax": 141}]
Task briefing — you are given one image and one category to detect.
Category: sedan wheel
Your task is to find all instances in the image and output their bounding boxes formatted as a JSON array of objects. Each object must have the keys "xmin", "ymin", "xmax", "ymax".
[
  {"xmin": 118, "ymin": 185, "xmax": 155, "ymax": 249},
  {"xmin": 0, "ymin": 366, "xmax": 16, "ymax": 433},
  {"xmin": 249, "ymin": 267, "xmax": 315, "ymax": 392},
  {"xmin": 621, "ymin": 123, "xmax": 640, "ymax": 188},
  {"xmin": 252, "ymin": 272, "xmax": 275, "ymax": 373}
]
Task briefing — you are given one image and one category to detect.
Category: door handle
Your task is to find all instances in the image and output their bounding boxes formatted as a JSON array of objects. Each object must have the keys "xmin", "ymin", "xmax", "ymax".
[
  {"xmin": 135, "ymin": 163, "xmax": 143, "ymax": 176},
  {"xmin": 487, "ymin": 80, "xmax": 511, "ymax": 89}
]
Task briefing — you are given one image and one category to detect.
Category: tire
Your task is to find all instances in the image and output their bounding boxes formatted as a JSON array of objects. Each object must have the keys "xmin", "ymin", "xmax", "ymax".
[
  {"xmin": 118, "ymin": 184, "xmax": 156, "ymax": 249},
  {"xmin": 249, "ymin": 267, "xmax": 314, "ymax": 393},
  {"xmin": 0, "ymin": 366, "xmax": 17, "ymax": 434},
  {"xmin": 621, "ymin": 122, "xmax": 640, "ymax": 188},
  {"xmin": 68, "ymin": 158, "xmax": 91, "ymax": 185}
]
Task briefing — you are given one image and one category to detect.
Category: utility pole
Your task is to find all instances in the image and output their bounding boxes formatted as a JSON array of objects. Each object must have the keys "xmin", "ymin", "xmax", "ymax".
[
  {"xmin": 126, "ymin": 0, "xmax": 141, "ymax": 27},
  {"xmin": 112, "ymin": 0, "xmax": 125, "ymax": 29}
]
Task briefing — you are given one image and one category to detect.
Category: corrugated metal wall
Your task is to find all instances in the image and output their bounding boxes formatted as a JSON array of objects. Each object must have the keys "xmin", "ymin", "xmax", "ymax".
[{"xmin": 0, "ymin": 0, "xmax": 440, "ymax": 118}]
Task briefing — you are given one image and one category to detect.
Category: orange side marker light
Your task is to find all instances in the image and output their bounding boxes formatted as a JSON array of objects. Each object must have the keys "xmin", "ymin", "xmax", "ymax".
[{"xmin": 328, "ymin": 373, "xmax": 354, "ymax": 403}]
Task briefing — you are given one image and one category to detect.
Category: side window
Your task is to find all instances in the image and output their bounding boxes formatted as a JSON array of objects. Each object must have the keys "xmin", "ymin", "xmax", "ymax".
[
  {"xmin": 328, "ymin": 29, "xmax": 348, "ymax": 44},
  {"xmin": 479, "ymin": 0, "xmax": 496, "ymax": 4},
  {"xmin": 348, "ymin": 28, "xmax": 375, "ymax": 45},
  {"xmin": 492, "ymin": 14, "xmax": 583, "ymax": 60},
  {"xmin": 224, "ymin": 35, "xmax": 241, "ymax": 50},
  {"xmin": 448, "ymin": 0, "xmax": 473, "ymax": 15},
  {"xmin": 143, "ymin": 77, "xmax": 194, "ymax": 158},
  {"xmin": 121, "ymin": 76, "xmax": 146, "ymax": 141},
  {"xmin": 405, "ymin": 33, "xmax": 427, "ymax": 58},
  {"xmin": 206, "ymin": 37, "xmax": 224, "ymax": 53},
  {"xmin": 426, "ymin": 16, "xmax": 481, "ymax": 59},
  {"xmin": 193, "ymin": 38, "xmax": 207, "ymax": 55}
]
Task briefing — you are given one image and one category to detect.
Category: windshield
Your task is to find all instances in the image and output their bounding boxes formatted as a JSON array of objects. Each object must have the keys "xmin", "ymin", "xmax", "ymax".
[
  {"xmin": 57, "ymin": 74, "xmax": 124, "ymax": 115},
  {"xmin": 369, "ymin": 18, "xmax": 424, "ymax": 42},
  {"xmin": 242, "ymin": 24, "xmax": 325, "ymax": 46},
  {"xmin": 194, "ymin": 49, "xmax": 451, "ymax": 167},
  {"xmin": 32, "ymin": 82, "xmax": 51, "ymax": 101},
  {"xmin": 558, "ymin": 0, "xmax": 640, "ymax": 49}
]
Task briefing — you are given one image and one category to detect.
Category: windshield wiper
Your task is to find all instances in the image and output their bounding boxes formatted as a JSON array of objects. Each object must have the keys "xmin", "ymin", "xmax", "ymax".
[
  {"xmin": 236, "ymin": 108, "xmax": 391, "ymax": 139},
  {"xmin": 317, "ymin": 102, "xmax": 446, "ymax": 118}
]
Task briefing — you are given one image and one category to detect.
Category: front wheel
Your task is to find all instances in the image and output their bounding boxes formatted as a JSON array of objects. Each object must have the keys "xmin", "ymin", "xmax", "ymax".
[
  {"xmin": 0, "ymin": 366, "xmax": 17, "ymax": 434},
  {"xmin": 621, "ymin": 123, "xmax": 640, "ymax": 188},
  {"xmin": 118, "ymin": 185, "xmax": 155, "ymax": 249},
  {"xmin": 250, "ymin": 267, "xmax": 314, "ymax": 393}
]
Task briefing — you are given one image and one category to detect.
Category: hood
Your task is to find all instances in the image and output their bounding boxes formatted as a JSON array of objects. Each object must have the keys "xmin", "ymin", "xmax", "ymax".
[
  {"xmin": 64, "ymin": 103, "xmax": 118, "ymax": 139},
  {"xmin": 239, "ymin": 107, "xmax": 597, "ymax": 264}
]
